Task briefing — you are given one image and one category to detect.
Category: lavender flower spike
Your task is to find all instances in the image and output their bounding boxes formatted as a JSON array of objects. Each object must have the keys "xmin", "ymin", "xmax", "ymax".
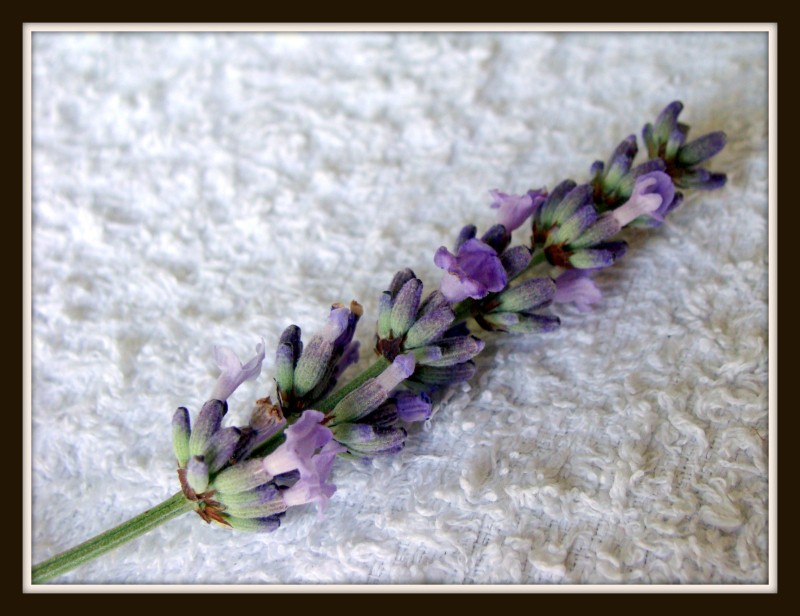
[
  {"xmin": 489, "ymin": 188, "xmax": 546, "ymax": 232},
  {"xmin": 434, "ymin": 238, "xmax": 507, "ymax": 304},
  {"xmin": 210, "ymin": 338, "xmax": 266, "ymax": 402},
  {"xmin": 554, "ymin": 270, "xmax": 603, "ymax": 313}
]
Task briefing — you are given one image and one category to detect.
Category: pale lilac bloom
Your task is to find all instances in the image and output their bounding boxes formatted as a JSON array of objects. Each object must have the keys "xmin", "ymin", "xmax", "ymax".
[
  {"xmin": 434, "ymin": 238, "xmax": 507, "ymax": 304},
  {"xmin": 263, "ymin": 410, "xmax": 345, "ymax": 512},
  {"xmin": 210, "ymin": 338, "xmax": 266, "ymax": 401},
  {"xmin": 281, "ymin": 440, "xmax": 345, "ymax": 512},
  {"xmin": 374, "ymin": 353, "xmax": 416, "ymax": 390},
  {"xmin": 554, "ymin": 270, "xmax": 602, "ymax": 313},
  {"xmin": 612, "ymin": 171, "xmax": 675, "ymax": 227},
  {"xmin": 489, "ymin": 188, "xmax": 546, "ymax": 231}
]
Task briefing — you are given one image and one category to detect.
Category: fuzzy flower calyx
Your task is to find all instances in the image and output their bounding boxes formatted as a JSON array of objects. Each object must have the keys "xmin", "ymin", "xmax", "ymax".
[
  {"xmin": 642, "ymin": 100, "xmax": 727, "ymax": 190},
  {"xmin": 280, "ymin": 301, "xmax": 362, "ymax": 415}
]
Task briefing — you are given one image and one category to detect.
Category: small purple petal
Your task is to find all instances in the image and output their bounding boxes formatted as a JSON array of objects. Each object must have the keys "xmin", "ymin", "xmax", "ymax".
[
  {"xmin": 435, "ymin": 239, "xmax": 507, "ymax": 304},
  {"xmin": 262, "ymin": 410, "xmax": 331, "ymax": 477},
  {"xmin": 611, "ymin": 172, "xmax": 674, "ymax": 227},
  {"xmin": 439, "ymin": 271, "xmax": 484, "ymax": 304},
  {"xmin": 281, "ymin": 439, "xmax": 346, "ymax": 513},
  {"xmin": 321, "ymin": 306, "xmax": 351, "ymax": 344},
  {"xmin": 375, "ymin": 353, "xmax": 416, "ymax": 389},
  {"xmin": 489, "ymin": 189, "xmax": 542, "ymax": 232},
  {"xmin": 554, "ymin": 270, "xmax": 603, "ymax": 313},
  {"xmin": 261, "ymin": 411, "xmax": 346, "ymax": 514},
  {"xmin": 210, "ymin": 339, "xmax": 266, "ymax": 402}
]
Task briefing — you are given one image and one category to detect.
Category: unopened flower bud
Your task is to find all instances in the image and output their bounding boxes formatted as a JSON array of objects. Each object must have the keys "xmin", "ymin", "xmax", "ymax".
[
  {"xmin": 186, "ymin": 456, "xmax": 210, "ymax": 494},
  {"xmin": 189, "ymin": 399, "xmax": 226, "ymax": 458},
  {"xmin": 172, "ymin": 407, "xmax": 191, "ymax": 468}
]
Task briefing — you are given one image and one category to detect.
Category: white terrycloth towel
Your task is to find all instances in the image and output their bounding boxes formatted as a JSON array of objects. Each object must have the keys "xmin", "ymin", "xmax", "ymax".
[{"xmin": 29, "ymin": 30, "xmax": 770, "ymax": 585}]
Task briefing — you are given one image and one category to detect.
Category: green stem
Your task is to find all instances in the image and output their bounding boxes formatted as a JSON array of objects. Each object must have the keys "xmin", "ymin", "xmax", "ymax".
[{"xmin": 31, "ymin": 491, "xmax": 194, "ymax": 584}]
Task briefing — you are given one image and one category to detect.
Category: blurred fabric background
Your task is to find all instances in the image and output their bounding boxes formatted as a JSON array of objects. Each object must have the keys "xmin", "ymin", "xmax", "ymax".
[{"xmin": 29, "ymin": 30, "xmax": 770, "ymax": 585}]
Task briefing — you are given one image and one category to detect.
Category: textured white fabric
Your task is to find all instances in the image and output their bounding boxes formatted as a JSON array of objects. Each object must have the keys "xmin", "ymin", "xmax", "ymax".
[{"xmin": 29, "ymin": 30, "xmax": 770, "ymax": 585}]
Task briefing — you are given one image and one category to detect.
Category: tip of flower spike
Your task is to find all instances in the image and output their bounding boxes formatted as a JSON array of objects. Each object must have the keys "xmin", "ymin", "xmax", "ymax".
[{"xmin": 677, "ymin": 131, "xmax": 728, "ymax": 168}]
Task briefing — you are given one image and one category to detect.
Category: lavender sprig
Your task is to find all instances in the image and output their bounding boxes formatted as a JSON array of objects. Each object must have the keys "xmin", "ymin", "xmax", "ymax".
[{"xmin": 31, "ymin": 101, "xmax": 727, "ymax": 583}]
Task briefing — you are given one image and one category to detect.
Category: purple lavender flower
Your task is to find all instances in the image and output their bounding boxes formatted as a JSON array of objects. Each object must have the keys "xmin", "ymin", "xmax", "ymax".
[
  {"xmin": 610, "ymin": 171, "xmax": 675, "ymax": 227},
  {"xmin": 210, "ymin": 339, "xmax": 266, "ymax": 402},
  {"xmin": 262, "ymin": 410, "xmax": 331, "ymax": 476},
  {"xmin": 489, "ymin": 188, "xmax": 546, "ymax": 232},
  {"xmin": 434, "ymin": 238, "xmax": 507, "ymax": 304},
  {"xmin": 262, "ymin": 410, "xmax": 345, "ymax": 512},
  {"xmin": 553, "ymin": 270, "xmax": 602, "ymax": 313},
  {"xmin": 281, "ymin": 440, "xmax": 345, "ymax": 512}
]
